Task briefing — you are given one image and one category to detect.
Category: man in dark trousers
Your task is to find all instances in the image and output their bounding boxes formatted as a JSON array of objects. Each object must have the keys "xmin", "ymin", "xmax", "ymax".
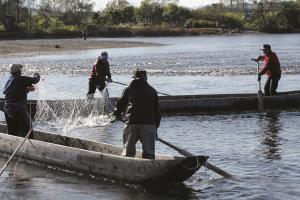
[
  {"xmin": 3, "ymin": 64, "xmax": 40, "ymax": 138},
  {"xmin": 113, "ymin": 69, "xmax": 161, "ymax": 159},
  {"xmin": 82, "ymin": 30, "xmax": 87, "ymax": 40},
  {"xmin": 255, "ymin": 44, "xmax": 282, "ymax": 96},
  {"xmin": 87, "ymin": 51, "xmax": 112, "ymax": 99}
]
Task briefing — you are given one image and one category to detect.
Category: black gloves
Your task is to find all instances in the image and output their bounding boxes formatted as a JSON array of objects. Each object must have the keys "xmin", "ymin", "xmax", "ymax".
[{"xmin": 33, "ymin": 73, "xmax": 41, "ymax": 83}]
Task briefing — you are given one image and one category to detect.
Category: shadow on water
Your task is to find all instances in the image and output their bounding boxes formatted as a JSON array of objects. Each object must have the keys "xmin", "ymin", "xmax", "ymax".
[
  {"xmin": 0, "ymin": 156, "xmax": 199, "ymax": 200},
  {"xmin": 257, "ymin": 110, "xmax": 282, "ymax": 160},
  {"xmin": 139, "ymin": 182, "xmax": 198, "ymax": 200}
]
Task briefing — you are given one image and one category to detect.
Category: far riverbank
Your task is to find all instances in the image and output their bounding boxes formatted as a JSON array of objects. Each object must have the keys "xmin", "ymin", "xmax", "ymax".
[{"xmin": 0, "ymin": 38, "xmax": 160, "ymax": 58}]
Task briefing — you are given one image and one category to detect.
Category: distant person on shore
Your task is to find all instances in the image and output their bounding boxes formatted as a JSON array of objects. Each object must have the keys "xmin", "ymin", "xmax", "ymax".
[
  {"xmin": 113, "ymin": 69, "xmax": 161, "ymax": 159},
  {"xmin": 3, "ymin": 64, "xmax": 40, "ymax": 138},
  {"xmin": 82, "ymin": 30, "xmax": 87, "ymax": 40},
  {"xmin": 87, "ymin": 51, "xmax": 112, "ymax": 100},
  {"xmin": 254, "ymin": 44, "xmax": 281, "ymax": 96}
]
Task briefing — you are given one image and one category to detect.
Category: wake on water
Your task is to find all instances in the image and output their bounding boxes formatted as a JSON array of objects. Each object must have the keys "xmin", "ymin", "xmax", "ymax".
[{"xmin": 33, "ymin": 79, "xmax": 114, "ymax": 135}]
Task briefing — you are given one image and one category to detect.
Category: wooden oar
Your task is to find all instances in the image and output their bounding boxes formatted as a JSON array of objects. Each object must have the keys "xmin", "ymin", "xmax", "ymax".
[
  {"xmin": 112, "ymin": 81, "xmax": 170, "ymax": 96},
  {"xmin": 255, "ymin": 60, "xmax": 264, "ymax": 111},
  {"xmin": 157, "ymin": 138, "xmax": 234, "ymax": 179},
  {"xmin": 0, "ymin": 129, "xmax": 32, "ymax": 176},
  {"xmin": 112, "ymin": 117, "xmax": 233, "ymax": 179}
]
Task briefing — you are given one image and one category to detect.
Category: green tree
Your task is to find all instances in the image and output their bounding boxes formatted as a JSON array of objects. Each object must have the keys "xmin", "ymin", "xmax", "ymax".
[
  {"xmin": 252, "ymin": 0, "xmax": 282, "ymax": 32},
  {"xmin": 103, "ymin": 0, "xmax": 135, "ymax": 25},
  {"xmin": 137, "ymin": 0, "xmax": 163, "ymax": 25},
  {"xmin": 0, "ymin": 0, "xmax": 27, "ymax": 31},
  {"xmin": 58, "ymin": 0, "xmax": 93, "ymax": 26},
  {"xmin": 162, "ymin": 3, "xmax": 190, "ymax": 27},
  {"xmin": 279, "ymin": 1, "xmax": 300, "ymax": 30}
]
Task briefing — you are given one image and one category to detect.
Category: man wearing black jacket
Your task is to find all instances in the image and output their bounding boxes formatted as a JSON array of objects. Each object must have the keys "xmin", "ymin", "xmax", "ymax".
[
  {"xmin": 3, "ymin": 64, "xmax": 40, "ymax": 138},
  {"xmin": 113, "ymin": 69, "xmax": 161, "ymax": 159}
]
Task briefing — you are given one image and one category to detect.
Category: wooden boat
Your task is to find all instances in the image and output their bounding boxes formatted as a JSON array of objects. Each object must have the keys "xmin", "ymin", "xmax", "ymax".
[
  {"xmin": 0, "ymin": 123, "xmax": 208, "ymax": 183},
  {"xmin": 1, "ymin": 90, "xmax": 300, "ymax": 116},
  {"xmin": 158, "ymin": 89, "xmax": 300, "ymax": 113}
]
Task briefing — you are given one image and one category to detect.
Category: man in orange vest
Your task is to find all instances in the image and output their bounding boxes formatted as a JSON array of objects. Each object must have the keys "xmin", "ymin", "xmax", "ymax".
[{"xmin": 255, "ymin": 44, "xmax": 281, "ymax": 96}]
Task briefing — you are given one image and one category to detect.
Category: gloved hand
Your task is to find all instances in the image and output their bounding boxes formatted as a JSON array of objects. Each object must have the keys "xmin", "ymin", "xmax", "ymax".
[
  {"xmin": 33, "ymin": 73, "xmax": 41, "ymax": 83},
  {"xmin": 258, "ymin": 74, "xmax": 261, "ymax": 82},
  {"xmin": 108, "ymin": 112, "xmax": 117, "ymax": 123},
  {"xmin": 106, "ymin": 78, "xmax": 112, "ymax": 83},
  {"xmin": 26, "ymin": 85, "xmax": 36, "ymax": 92},
  {"xmin": 34, "ymin": 73, "xmax": 40, "ymax": 78},
  {"xmin": 87, "ymin": 93, "xmax": 94, "ymax": 100}
]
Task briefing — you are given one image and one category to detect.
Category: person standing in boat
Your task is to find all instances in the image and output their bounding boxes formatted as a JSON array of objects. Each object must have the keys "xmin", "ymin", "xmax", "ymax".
[
  {"xmin": 3, "ymin": 64, "xmax": 40, "ymax": 138},
  {"xmin": 87, "ymin": 51, "xmax": 112, "ymax": 100},
  {"xmin": 255, "ymin": 44, "xmax": 282, "ymax": 96},
  {"xmin": 113, "ymin": 69, "xmax": 161, "ymax": 159}
]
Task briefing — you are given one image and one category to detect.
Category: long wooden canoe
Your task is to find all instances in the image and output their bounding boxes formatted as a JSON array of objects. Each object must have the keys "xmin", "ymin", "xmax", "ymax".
[
  {"xmin": 1, "ymin": 90, "xmax": 300, "ymax": 116},
  {"xmin": 0, "ymin": 123, "xmax": 208, "ymax": 183}
]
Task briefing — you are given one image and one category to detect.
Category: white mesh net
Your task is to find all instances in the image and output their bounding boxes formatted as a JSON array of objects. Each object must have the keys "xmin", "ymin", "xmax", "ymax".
[{"xmin": 34, "ymin": 87, "xmax": 115, "ymax": 135}]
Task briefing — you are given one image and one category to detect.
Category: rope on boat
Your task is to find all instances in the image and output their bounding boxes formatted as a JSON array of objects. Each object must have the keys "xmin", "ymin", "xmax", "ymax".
[
  {"xmin": 0, "ymin": 103, "xmax": 34, "ymax": 176},
  {"xmin": 12, "ymin": 102, "xmax": 35, "ymax": 175},
  {"xmin": 13, "ymin": 139, "xmax": 29, "ymax": 175}
]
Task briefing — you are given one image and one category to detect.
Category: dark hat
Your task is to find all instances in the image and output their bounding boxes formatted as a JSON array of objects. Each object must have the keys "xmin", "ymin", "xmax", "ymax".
[
  {"xmin": 133, "ymin": 69, "xmax": 147, "ymax": 79},
  {"xmin": 98, "ymin": 51, "xmax": 108, "ymax": 60},
  {"xmin": 261, "ymin": 44, "xmax": 271, "ymax": 50}
]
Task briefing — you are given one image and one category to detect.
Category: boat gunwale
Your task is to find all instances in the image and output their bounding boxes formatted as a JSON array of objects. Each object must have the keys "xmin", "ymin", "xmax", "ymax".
[
  {"xmin": 0, "ymin": 123, "xmax": 181, "ymax": 161},
  {"xmin": 0, "ymin": 127, "xmax": 209, "ymax": 183},
  {"xmin": 1, "ymin": 89, "xmax": 300, "ymax": 104}
]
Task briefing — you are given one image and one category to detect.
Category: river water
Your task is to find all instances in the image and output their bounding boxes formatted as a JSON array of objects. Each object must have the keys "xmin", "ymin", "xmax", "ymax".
[{"xmin": 0, "ymin": 33, "xmax": 300, "ymax": 200}]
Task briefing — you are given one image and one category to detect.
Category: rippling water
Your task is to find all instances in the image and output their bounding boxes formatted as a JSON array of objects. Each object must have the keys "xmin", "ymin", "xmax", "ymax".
[
  {"xmin": 1, "ymin": 33, "xmax": 300, "ymax": 76},
  {"xmin": 1, "ymin": 34, "xmax": 300, "ymax": 200}
]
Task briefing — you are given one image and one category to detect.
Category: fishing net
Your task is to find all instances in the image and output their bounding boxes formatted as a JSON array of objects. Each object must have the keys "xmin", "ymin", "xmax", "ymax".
[{"xmin": 34, "ymin": 88, "xmax": 116, "ymax": 134}]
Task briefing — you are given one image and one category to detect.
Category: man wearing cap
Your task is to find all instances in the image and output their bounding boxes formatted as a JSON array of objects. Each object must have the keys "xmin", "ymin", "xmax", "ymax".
[
  {"xmin": 255, "ymin": 44, "xmax": 281, "ymax": 96},
  {"xmin": 87, "ymin": 51, "xmax": 112, "ymax": 99},
  {"xmin": 3, "ymin": 64, "xmax": 40, "ymax": 138},
  {"xmin": 113, "ymin": 69, "xmax": 161, "ymax": 159}
]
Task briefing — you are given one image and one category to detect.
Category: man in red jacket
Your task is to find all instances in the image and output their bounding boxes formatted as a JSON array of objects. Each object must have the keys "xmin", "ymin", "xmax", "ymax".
[
  {"xmin": 255, "ymin": 44, "xmax": 281, "ymax": 96},
  {"xmin": 87, "ymin": 51, "xmax": 112, "ymax": 99}
]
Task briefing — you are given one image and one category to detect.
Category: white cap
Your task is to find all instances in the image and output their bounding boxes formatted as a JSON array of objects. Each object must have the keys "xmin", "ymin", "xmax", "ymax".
[{"xmin": 9, "ymin": 64, "xmax": 23, "ymax": 74}]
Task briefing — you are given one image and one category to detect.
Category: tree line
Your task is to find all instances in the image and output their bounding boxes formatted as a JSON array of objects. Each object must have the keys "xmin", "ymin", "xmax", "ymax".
[{"xmin": 0, "ymin": 0, "xmax": 299, "ymax": 38}]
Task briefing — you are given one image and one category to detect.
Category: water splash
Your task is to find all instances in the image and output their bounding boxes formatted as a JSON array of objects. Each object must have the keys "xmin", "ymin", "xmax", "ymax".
[{"xmin": 34, "ymin": 79, "xmax": 113, "ymax": 135}]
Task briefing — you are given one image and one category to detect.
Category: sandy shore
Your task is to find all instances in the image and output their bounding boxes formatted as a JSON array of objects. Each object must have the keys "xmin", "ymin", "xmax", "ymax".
[{"xmin": 0, "ymin": 38, "xmax": 159, "ymax": 58}]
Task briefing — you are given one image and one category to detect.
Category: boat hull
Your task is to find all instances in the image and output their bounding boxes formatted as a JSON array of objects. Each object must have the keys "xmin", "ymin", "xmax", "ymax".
[
  {"xmin": 0, "ymin": 123, "xmax": 208, "ymax": 183},
  {"xmin": 1, "ymin": 90, "xmax": 300, "ymax": 115}
]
